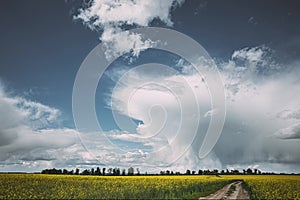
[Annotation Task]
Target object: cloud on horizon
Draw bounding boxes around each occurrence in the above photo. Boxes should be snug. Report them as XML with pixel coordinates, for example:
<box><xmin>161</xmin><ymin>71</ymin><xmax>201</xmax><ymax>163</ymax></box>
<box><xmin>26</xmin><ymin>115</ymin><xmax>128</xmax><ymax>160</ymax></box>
<box><xmin>213</xmin><ymin>46</ymin><xmax>300</xmax><ymax>170</ymax></box>
<box><xmin>100</xmin><ymin>46</ymin><xmax>300</xmax><ymax>172</ymax></box>
<box><xmin>1</xmin><ymin>45</ymin><xmax>299</xmax><ymax>173</ymax></box>
<box><xmin>0</xmin><ymin>83</ymin><xmax>94</xmax><ymax>171</ymax></box>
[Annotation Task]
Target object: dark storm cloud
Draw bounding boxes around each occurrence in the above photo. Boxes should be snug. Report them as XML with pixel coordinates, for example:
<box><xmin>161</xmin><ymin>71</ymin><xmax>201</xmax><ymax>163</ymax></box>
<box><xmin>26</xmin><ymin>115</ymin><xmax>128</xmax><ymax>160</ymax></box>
<box><xmin>102</xmin><ymin>45</ymin><xmax>300</xmax><ymax>172</ymax></box>
<box><xmin>275</xmin><ymin>123</ymin><xmax>300</xmax><ymax>139</ymax></box>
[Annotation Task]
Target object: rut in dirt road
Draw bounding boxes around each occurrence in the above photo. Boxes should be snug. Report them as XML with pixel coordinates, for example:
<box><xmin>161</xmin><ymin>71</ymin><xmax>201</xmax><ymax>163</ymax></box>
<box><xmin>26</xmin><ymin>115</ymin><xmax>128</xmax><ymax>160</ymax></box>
<box><xmin>199</xmin><ymin>181</ymin><xmax>249</xmax><ymax>200</ymax></box>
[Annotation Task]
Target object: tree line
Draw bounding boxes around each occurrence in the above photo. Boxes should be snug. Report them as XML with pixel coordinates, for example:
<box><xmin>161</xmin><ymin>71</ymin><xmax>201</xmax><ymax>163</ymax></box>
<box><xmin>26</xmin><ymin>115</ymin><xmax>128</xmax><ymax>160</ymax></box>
<box><xmin>41</xmin><ymin>167</ymin><xmax>137</xmax><ymax>176</ymax></box>
<box><xmin>160</xmin><ymin>168</ymin><xmax>264</xmax><ymax>175</ymax></box>
<box><xmin>41</xmin><ymin>167</ymin><xmax>289</xmax><ymax>176</ymax></box>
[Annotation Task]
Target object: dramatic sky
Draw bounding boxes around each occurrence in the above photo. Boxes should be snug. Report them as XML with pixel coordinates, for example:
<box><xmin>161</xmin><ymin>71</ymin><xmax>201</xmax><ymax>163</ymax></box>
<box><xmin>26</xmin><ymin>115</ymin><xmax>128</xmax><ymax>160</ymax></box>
<box><xmin>0</xmin><ymin>0</ymin><xmax>299</xmax><ymax>173</ymax></box>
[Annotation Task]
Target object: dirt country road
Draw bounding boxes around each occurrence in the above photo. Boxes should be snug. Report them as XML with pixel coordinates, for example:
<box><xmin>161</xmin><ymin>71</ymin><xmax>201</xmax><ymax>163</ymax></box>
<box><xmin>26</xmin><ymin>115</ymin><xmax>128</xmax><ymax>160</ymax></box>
<box><xmin>199</xmin><ymin>181</ymin><xmax>249</xmax><ymax>200</ymax></box>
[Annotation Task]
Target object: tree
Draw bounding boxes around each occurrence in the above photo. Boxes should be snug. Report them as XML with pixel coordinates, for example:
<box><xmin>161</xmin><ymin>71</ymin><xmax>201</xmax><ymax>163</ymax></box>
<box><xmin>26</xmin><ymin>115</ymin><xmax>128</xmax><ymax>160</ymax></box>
<box><xmin>185</xmin><ymin>169</ymin><xmax>191</xmax><ymax>175</ymax></box>
<box><xmin>41</xmin><ymin>168</ymin><xmax>62</xmax><ymax>174</ymax></box>
<box><xmin>112</xmin><ymin>168</ymin><xmax>120</xmax><ymax>176</ymax></box>
<box><xmin>198</xmin><ymin>170</ymin><xmax>203</xmax><ymax>175</ymax></box>
<box><xmin>91</xmin><ymin>168</ymin><xmax>95</xmax><ymax>175</ymax></box>
<box><xmin>81</xmin><ymin>169</ymin><xmax>91</xmax><ymax>175</ymax></box>
<box><xmin>121</xmin><ymin>169</ymin><xmax>126</xmax><ymax>176</ymax></box>
<box><xmin>254</xmin><ymin>169</ymin><xmax>258</xmax><ymax>175</ymax></box>
<box><xmin>75</xmin><ymin>168</ymin><xmax>80</xmax><ymax>175</ymax></box>
<box><xmin>95</xmin><ymin>167</ymin><xmax>101</xmax><ymax>175</ymax></box>
<box><xmin>246</xmin><ymin>168</ymin><xmax>253</xmax><ymax>175</ymax></box>
<box><xmin>213</xmin><ymin>169</ymin><xmax>218</xmax><ymax>175</ymax></box>
<box><xmin>203</xmin><ymin>170</ymin><xmax>211</xmax><ymax>175</ymax></box>
<box><xmin>108</xmin><ymin>168</ymin><xmax>113</xmax><ymax>175</ymax></box>
<box><xmin>102</xmin><ymin>168</ymin><xmax>106</xmax><ymax>176</ymax></box>
<box><xmin>128</xmin><ymin>167</ymin><xmax>134</xmax><ymax>176</ymax></box>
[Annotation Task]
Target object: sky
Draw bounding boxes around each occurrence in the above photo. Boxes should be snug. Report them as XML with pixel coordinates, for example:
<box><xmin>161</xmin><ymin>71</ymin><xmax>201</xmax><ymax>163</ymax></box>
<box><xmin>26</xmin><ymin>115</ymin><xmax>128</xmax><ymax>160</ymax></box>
<box><xmin>0</xmin><ymin>0</ymin><xmax>299</xmax><ymax>173</ymax></box>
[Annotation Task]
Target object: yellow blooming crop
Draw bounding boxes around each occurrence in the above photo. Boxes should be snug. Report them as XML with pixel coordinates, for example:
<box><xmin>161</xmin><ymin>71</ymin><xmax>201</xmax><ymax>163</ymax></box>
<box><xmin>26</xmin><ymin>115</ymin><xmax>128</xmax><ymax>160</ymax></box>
<box><xmin>0</xmin><ymin>174</ymin><xmax>299</xmax><ymax>199</ymax></box>
<box><xmin>240</xmin><ymin>175</ymin><xmax>300</xmax><ymax>199</ymax></box>
<box><xmin>217</xmin><ymin>175</ymin><xmax>300</xmax><ymax>200</ymax></box>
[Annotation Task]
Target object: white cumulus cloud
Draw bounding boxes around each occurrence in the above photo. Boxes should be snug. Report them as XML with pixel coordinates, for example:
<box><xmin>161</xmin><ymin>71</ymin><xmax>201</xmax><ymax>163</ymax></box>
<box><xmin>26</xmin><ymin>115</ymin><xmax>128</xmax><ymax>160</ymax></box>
<box><xmin>2</xmin><ymin>45</ymin><xmax>300</xmax><ymax>173</ymax></box>
<box><xmin>75</xmin><ymin>0</ymin><xmax>185</xmax><ymax>60</ymax></box>
<box><xmin>0</xmin><ymin>82</ymin><xmax>96</xmax><ymax>172</ymax></box>
<box><xmin>101</xmin><ymin>46</ymin><xmax>300</xmax><ymax>172</ymax></box>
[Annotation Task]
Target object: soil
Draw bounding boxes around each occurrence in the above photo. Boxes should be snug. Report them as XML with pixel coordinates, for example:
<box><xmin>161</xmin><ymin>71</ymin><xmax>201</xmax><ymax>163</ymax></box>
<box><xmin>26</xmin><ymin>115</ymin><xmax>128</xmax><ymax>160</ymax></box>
<box><xmin>199</xmin><ymin>181</ymin><xmax>249</xmax><ymax>200</ymax></box>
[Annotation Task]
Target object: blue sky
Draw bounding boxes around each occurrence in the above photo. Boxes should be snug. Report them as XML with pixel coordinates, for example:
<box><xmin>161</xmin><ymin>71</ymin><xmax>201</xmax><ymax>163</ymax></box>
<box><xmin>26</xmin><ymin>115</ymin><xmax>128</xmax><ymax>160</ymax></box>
<box><xmin>0</xmin><ymin>0</ymin><xmax>299</xmax><ymax>172</ymax></box>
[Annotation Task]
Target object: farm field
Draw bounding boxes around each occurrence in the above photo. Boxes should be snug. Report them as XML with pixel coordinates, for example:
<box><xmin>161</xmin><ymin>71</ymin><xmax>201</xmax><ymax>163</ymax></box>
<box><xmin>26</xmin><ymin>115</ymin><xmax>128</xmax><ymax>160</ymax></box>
<box><xmin>240</xmin><ymin>175</ymin><xmax>300</xmax><ymax>199</ymax></box>
<box><xmin>0</xmin><ymin>174</ymin><xmax>299</xmax><ymax>199</ymax></box>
